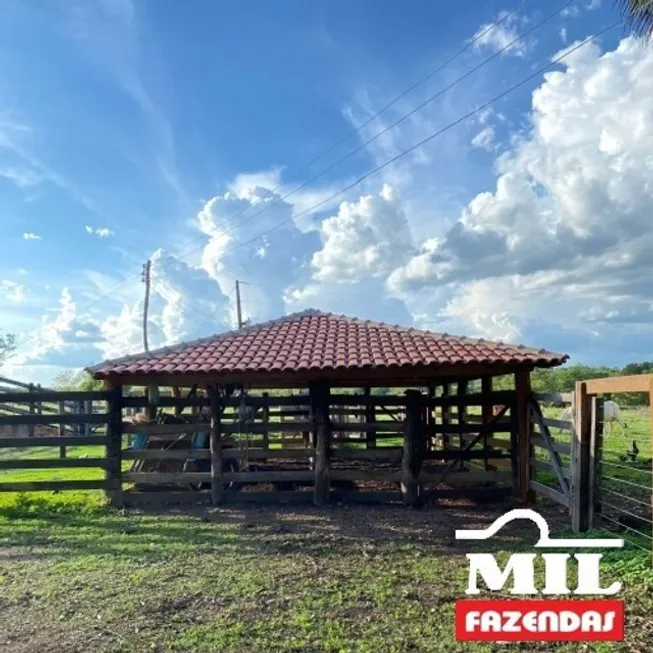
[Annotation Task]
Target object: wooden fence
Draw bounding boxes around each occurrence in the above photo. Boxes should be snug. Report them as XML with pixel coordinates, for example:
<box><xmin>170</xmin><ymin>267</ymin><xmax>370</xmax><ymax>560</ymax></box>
<box><xmin>532</xmin><ymin>377</ymin><xmax>653</xmax><ymax>546</ymax></box>
<box><xmin>0</xmin><ymin>388</ymin><xmax>114</xmax><ymax>493</ymax></box>
<box><xmin>0</xmin><ymin>375</ymin><xmax>97</xmax><ymax>443</ymax></box>
<box><xmin>0</xmin><ymin>384</ymin><xmax>517</xmax><ymax>507</ymax></box>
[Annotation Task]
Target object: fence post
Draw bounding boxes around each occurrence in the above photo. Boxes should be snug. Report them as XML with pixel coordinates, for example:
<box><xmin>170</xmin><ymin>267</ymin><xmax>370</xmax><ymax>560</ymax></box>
<box><xmin>58</xmin><ymin>400</ymin><xmax>66</xmax><ymax>459</ymax></box>
<box><xmin>28</xmin><ymin>383</ymin><xmax>35</xmax><ymax>437</ymax></box>
<box><xmin>208</xmin><ymin>385</ymin><xmax>224</xmax><ymax>506</ymax></box>
<box><xmin>310</xmin><ymin>380</ymin><xmax>331</xmax><ymax>506</ymax></box>
<box><xmin>105</xmin><ymin>384</ymin><xmax>123</xmax><ymax>507</ymax></box>
<box><xmin>514</xmin><ymin>370</ymin><xmax>533</xmax><ymax>504</ymax></box>
<box><xmin>364</xmin><ymin>387</ymin><xmax>376</xmax><ymax>450</ymax></box>
<box><xmin>588</xmin><ymin>397</ymin><xmax>604</xmax><ymax>530</ymax></box>
<box><xmin>441</xmin><ymin>383</ymin><xmax>451</xmax><ymax>451</ymax></box>
<box><xmin>262</xmin><ymin>392</ymin><xmax>270</xmax><ymax>450</ymax></box>
<box><xmin>84</xmin><ymin>399</ymin><xmax>92</xmax><ymax>437</ymax></box>
<box><xmin>572</xmin><ymin>381</ymin><xmax>592</xmax><ymax>533</ymax></box>
<box><xmin>402</xmin><ymin>389</ymin><xmax>424</xmax><ymax>508</ymax></box>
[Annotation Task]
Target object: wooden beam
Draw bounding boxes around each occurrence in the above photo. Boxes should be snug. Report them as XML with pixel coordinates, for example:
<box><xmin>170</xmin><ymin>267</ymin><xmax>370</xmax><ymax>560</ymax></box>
<box><xmin>0</xmin><ymin>413</ymin><xmax>109</xmax><ymax>426</ymax></box>
<box><xmin>530</xmin><ymin>399</ymin><xmax>570</xmax><ymax>498</ymax></box>
<box><xmin>588</xmin><ymin>396</ymin><xmax>604</xmax><ymax>530</ymax></box>
<box><xmin>401</xmin><ymin>389</ymin><xmax>424</xmax><ymax>507</ymax></box>
<box><xmin>481</xmin><ymin>377</ymin><xmax>493</xmax><ymax>471</ymax></box>
<box><xmin>571</xmin><ymin>381</ymin><xmax>592</xmax><ymax>533</ymax></box>
<box><xmin>514</xmin><ymin>370</ymin><xmax>532</xmax><ymax>504</ymax></box>
<box><xmin>530</xmin><ymin>481</ymin><xmax>570</xmax><ymax>508</ymax></box>
<box><xmin>0</xmin><ymin>435</ymin><xmax>109</xmax><ymax>448</ymax></box>
<box><xmin>105</xmin><ymin>385</ymin><xmax>123</xmax><ymax>507</ymax></box>
<box><xmin>208</xmin><ymin>385</ymin><xmax>223</xmax><ymax>506</ymax></box>
<box><xmin>364</xmin><ymin>387</ymin><xmax>376</xmax><ymax>450</ymax></box>
<box><xmin>0</xmin><ymin>389</ymin><xmax>111</xmax><ymax>403</ymax></box>
<box><xmin>310</xmin><ymin>380</ymin><xmax>331</xmax><ymax>506</ymax></box>
<box><xmin>584</xmin><ymin>374</ymin><xmax>653</xmax><ymax>395</ymax></box>
<box><xmin>95</xmin><ymin>361</ymin><xmax>539</xmax><ymax>389</ymax></box>
<box><xmin>0</xmin><ymin>480</ymin><xmax>111</xmax><ymax>492</ymax></box>
<box><xmin>0</xmin><ymin>457</ymin><xmax>110</xmax><ymax>470</ymax></box>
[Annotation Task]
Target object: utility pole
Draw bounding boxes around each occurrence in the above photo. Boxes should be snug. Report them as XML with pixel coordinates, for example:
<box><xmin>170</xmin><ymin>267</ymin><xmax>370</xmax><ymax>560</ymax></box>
<box><xmin>235</xmin><ymin>279</ymin><xmax>243</xmax><ymax>329</ymax></box>
<box><xmin>142</xmin><ymin>259</ymin><xmax>151</xmax><ymax>353</ymax></box>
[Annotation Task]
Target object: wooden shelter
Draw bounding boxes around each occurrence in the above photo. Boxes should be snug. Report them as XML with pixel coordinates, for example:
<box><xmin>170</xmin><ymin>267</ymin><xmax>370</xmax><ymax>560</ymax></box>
<box><xmin>87</xmin><ymin>310</ymin><xmax>568</xmax><ymax>508</ymax></box>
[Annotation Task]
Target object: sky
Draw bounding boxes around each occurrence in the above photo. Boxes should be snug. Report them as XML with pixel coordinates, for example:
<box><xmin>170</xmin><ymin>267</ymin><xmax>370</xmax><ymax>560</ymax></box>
<box><xmin>1</xmin><ymin>0</ymin><xmax>651</xmax><ymax>384</ymax></box>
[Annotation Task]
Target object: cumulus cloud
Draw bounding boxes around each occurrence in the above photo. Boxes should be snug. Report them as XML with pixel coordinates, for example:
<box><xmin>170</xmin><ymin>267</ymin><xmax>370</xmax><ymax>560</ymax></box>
<box><xmin>194</xmin><ymin>181</ymin><xmax>317</xmax><ymax>323</ymax></box>
<box><xmin>311</xmin><ymin>185</ymin><xmax>413</xmax><ymax>282</ymax></box>
<box><xmin>85</xmin><ymin>225</ymin><xmax>114</xmax><ymax>238</ymax></box>
<box><xmin>22</xmin><ymin>232</ymin><xmax>41</xmax><ymax>240</ymax></box>
<box><xmin>9</xmin><ymin>289</ymin><xmax>103</xmax><ymax>369</ymax></box>
<box><xmin>388</xmin><ymin>37</ymin><xmax>653</xmax><ymax>342</ymax></box>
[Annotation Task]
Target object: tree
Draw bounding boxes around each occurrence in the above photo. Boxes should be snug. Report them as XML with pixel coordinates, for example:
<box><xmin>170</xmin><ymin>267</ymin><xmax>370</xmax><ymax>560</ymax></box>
<box><xmin>617</xmin><ymin>1</ymin><xmax>653</xmax><ymax>38</ymax></box>
<box><xmin>53</xmin><ymin>370</ymin><xmax>104</xmax><ymax>391</ymax></box>
<box><xmin>0</xmin><ymin>331</ymin><xmax>16</xmax><ymax>367</ymax></box>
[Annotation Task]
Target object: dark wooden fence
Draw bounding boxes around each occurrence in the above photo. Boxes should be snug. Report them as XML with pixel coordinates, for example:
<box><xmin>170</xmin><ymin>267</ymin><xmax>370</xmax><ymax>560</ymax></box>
<box><xmin>0</xmin><ymin>384</ymin><xmax>517</xmax><ymax>507</ymax></box>
<box><xmin>0</xmin><ymin>389</ymin><xmax>115</xmax><ymax>493</ymax></box>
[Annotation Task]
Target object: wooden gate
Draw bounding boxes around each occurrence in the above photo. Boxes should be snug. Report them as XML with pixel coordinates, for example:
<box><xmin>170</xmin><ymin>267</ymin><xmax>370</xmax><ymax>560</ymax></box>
<box><xmin>529</xmin><ymin>392</ymin><xmax>573</xmax><ymax>509</ymax></box>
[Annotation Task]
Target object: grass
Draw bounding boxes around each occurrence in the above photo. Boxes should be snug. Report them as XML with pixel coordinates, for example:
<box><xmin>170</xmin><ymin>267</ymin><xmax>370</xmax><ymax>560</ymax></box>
<box><xmin>0</xmin><ymin>405</ymin><xmax>651</xmax><ymax>652</ymax></box>
<box><xmin>1</xmin><ymin>496</ymin><xmax>652</xmax><ymax>653</ymax></box>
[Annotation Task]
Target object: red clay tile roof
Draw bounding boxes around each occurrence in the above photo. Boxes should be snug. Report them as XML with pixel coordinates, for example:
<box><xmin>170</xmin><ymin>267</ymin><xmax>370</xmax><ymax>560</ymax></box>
<box><xmin>88</xmin><ymin>310</ymin><xmax>568</xmax><ymax>380</ymax></box>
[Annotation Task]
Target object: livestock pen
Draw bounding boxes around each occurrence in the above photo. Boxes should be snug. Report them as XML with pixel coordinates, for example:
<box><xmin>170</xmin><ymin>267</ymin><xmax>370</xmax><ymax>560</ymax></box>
<box><xmin>79</xmin><ymin>309</ymin><xmax>570</xmax><ymax>511</ymax></box>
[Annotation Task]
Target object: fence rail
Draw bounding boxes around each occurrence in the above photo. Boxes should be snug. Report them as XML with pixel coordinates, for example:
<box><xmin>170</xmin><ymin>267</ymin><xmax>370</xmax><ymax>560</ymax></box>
<box><xmin>0</xmin><ymin>384</ymin><xmax>520</xmax><ymax>507</ymax></box>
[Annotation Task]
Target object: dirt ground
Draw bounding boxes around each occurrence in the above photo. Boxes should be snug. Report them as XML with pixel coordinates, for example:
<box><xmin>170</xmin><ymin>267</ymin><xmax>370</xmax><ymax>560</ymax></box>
<box><xmin>4</xmin><ymin>497</ymin><xmax>649</xmax><ymax>653</ymax></box>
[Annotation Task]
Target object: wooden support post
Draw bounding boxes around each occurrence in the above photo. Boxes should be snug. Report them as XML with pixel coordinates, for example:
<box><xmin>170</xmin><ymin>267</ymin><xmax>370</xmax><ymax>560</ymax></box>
<box><xmin>105</xmin><ymin>384</ymin><xmax>123</xmax><ymax>507</ymax></box>
<box><xmin>208</xmin><ymin>385</ymin><xmax>223</xmax><ymax>506</ymax></box>
<box><xmin>402</xmin><ymin>389</ymin><xmax>424</xmax><ymax>508</ymax></box>
<box><xmin>572</xmin><ymin>381</ymin><xmax>592</xmax><ymax>532</ymax></box>
<box><xmin>310</xmin><ymin>381</ymin><xmax>331</xmax><ymax>506</ymax></box>
<box><xmin>84</xmin><ymin>399</ymin><xmax>92</xmax><ymax>437</ymax></box>
<box><xmin>262</xmin><ymin>392</ymin><xmax>270</xmax><ymax>449</ymax></box>
<box><xmin>364</xmin><ymin>387</ymin><xmax>376</xmax><ymax>450</ymax></box>
<box><xmin>482</xmin><ymin>377</ymin><xmax>493</xmax><ymax>471</ymax></box>
<box><xmin>426</xmin><ymin>383</ymin><xmax>435</xmax><ymax>450</ymax></box>
<box><xmin>58</xmin><ymin>400</ymin><xmax>66</xmax><ymax>459</ymax></box>
<box><xmin>588</xmin><ymin>397</ymin><xmax>604</xmax><ymax>530</ymax></box>
<box><xmin>441</xmin><ymin>383</ymin><xmax>451</xmax><ymax>451</ymax></box>
<box><xmin>514</xmin><ymin>370</ymin><xmax>533</xmax><ymax>504</ymax></box>
<box><xmin>172</xmin><ymin>386</ymin><xmax>181</xmax><ymax>417</ymax></box>
<box><xmin>457</xmin><ymin>380</ymin><xmax>468</xmax><ymax>471</ymax></box>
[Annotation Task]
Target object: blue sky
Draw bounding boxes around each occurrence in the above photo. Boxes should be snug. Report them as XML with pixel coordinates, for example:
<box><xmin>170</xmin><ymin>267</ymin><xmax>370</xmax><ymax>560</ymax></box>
<box><xmin>2</xmin><ymin>0</ymin><xmax>651</xmax><ymax>384</ymax></box>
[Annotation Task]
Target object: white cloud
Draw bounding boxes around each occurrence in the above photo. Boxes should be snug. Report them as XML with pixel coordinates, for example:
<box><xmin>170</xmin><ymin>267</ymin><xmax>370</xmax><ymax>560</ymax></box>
<box><xmin>311</xmin><ymin>184</ymin><xmax>414</xmax><ymax>283</ymax></box>
<box><xmin>472</xmin><ymin>11</ymin><xmax>531</xmax><ymax>58</ymax></box>
<box><xmin>388</xmin><ymin>37</ymin><xmax>653</xmax><ymax>343</ymax></box>
<box><xmin>560</xmin><ymin>27</ymin><xmax>568</xmax><ymax>44</ymax></box>
<box><xmin>0</xmin><ymin>166</ymin><xmax>41</xmax><ymax>187</ymax></box>
<box><xmin>85</xmin><ymin>225</ymin><xmax>115</xmax><ymax>238</ymax></box>
<box><xmin>471</xmin><ymin>126</ymin><xmax>496</xmax><ymax>151</ymax></box>
<box><xmin>0</xmin><ymin>280</ymin><xmax>26</xmax><ymax>302</ymax></box>
<box><xmin>22</xmin><ymin>232</ymin><xmax>41</xmax><ymax>240</ymax></box>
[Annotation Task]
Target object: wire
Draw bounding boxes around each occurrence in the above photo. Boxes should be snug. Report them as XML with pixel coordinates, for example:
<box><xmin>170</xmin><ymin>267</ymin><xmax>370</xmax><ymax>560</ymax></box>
<box><xmin>164</xmin><ymin>19</ymin><xmax>621</xmax><ymax>271</ymax></box>
<box><xmin>601</xmin><ymin>487</ymin><xmax>652</xmax><ymax>511</ymax></box>
<box><xmin>163</xmin><ymin>1</ymin><xmax>565</xmax><ymax>265</ymax></box>
<box><xmin>150</xmin><ymin>276</ymin><xmax>221</xmax><ymax>331</ymax></box>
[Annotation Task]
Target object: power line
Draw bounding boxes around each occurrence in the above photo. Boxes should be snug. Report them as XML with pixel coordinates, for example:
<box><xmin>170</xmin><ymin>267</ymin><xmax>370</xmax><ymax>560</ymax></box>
<box><xmin>160</xmin><ymin>19</ymin><xmax>621</xmax><ymax>275</ymax></box>
<box><xmin>9</xmin><ymin>0</ymin><xmax>536</xmax><ymax>340</ymax></box>
<box><xmin>157</xmin><ymin>0</ymin><xmax>554</xmax><ymax>266</ymax></box>
<box><xmin>150</xmin><ymin>275</ymin><xmax>220</xmax><ymax>331</ymax></box>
